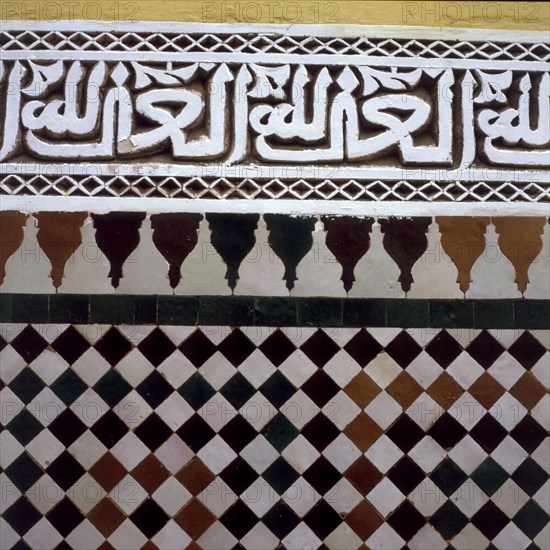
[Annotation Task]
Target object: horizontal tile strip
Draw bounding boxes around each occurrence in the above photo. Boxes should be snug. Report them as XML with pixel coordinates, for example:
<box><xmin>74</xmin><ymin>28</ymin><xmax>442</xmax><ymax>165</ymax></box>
<box><xmin>0</xmin><ymin>295</ymin><xmax>548</xmax><ymax>329</ymax></box>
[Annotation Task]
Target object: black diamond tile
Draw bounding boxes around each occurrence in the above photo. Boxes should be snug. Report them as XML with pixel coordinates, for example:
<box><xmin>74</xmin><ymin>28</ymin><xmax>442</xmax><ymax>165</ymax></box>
<box><xmin>46</xmin><ymin>497</ymin><xmax>84</xmax><ymax>537</ymax></box>
<box><xmin>94</xmin><ymin>327</ymin><xmax>132</xmax><ymax>366</ymax></box>
<box><xmin>218</xmin><ymin>416</ymin><xmax>256</xmax><ymax>453</ymax></box>
<box><xmin>388</xmin><ymin>456</ymin><xmax>425</xmax><ymax>495</ymax></box>
<box><xmin>261</xmin><ymin>413</ymin><xmax>299</xmax><ymax>452</ymax></box>
<box><xmin>427</xmin><ymin>412</ymin><xmax>468</xmax><ymax>449</ymax></box>
<box><xmin>300</xmin><ymin>330</ymin><xmax>340</xmax><ymax>368</ymax></box>
<box><xmin>385</xmin><ymin>331</ymin><xmax>422</xmax><ymax>368</ymax></box>
<box><xmin>3</xmin><ymin>497</ymin><xmax>41</xmax><ymax>535</ymax></box>
<box><xmin>263</xmin><ymin>457</ymin><xmax>300</xmax><ymax>495</ymax></box>
<box><xmin>430</xmin><ymin>458</ymin><xmax>468</xmax><ymax>496</ymax></box>
<box><xmin>178</xmin><ymin>330</ymin><xmax>217</xmax><ymax>367</ymax></box>
<box><xmin>93</xmin><ymin>369</ymin><xmax>132</xmax><ymax>407</ymax></box>
<box><xmin>388</xmin><ymin>500</ymin><xmax>426</xmax><ymax>541</ymax></box>
<box><xmin>90</xmin><ymin>410</ymin><xmax>128</xmax><ymax>448</ymax></box>
<box><xmin>509</xmin><ymin>415</ymin><xmax>547</xmax><ymax>454</ymax></box>
<box><xmin>513</xmin><ymin>499</ymin><xmax>549</xmax><ymax>539</ymax></box>
<box><xmin>51</xmin><ymin>326</ymin><xmax>90</xmax><ymax>365</ymax></box>
<box><xmin>220</xmin><ymin>373</ymin><xmax>256</xmax><ymax>410</ymax></box>
<box><xmin>137</xmin><ymin>328</ymin><xmax>176</xmax><ymax>367</ymax></box>
<box><xmin>134</xmin><ymin>413</ymin><xmax>172</xmax><ymax>451</ymax></box>
<box><xmin>259</xmin><ymin>329</ymin><xmax>297</xmax><ymax>367</ymax></box>
<box><xmin>425</xmin><ymin>330</ymin><xmax>462</xmax><ymax>368</ymax></box>
<box><xmin>178</xmin><ymin>372</ymin><xmax>216</xmax><ymax>409</ymax></box>
<box><xmin>304</xmin><ymin>456</ymin><xmax>341</xmax><ymax>495</ymax></box>
<box><xmin>7</xmin><ymin>409</ymin><xmax>43</xmax><ymax>445</ymax></box>
<box><xmin>8</xmin><ymin>368</ymin><xmax>45</xmax><ymax>404</ymax></box>
<box><xmin>48</xmin><ymin>409</ymin><xmax>86</xmax><ymax>447</ymax></box>
<box><xmin>512</xmin><ymin>458</ymin><xmax>549</xmax><ymax>496</ymax></box>
<box><xmin>301</xmin><ymin>370</ymin><xmax>340</xmax><ymax>408</ymax></box>
<box><xmin>472</xmin><ymin>501</ymin><xmax>509</xmax><ymax>540</ymax></box>
<box><xmin>302</xmin><ymin>413</ymin><xmax>340</xmax><ymax>451</ymax></box>
<box><xmin>11</xmin><ymin>327</ymin><xmax>48</xmax><ymax>363</ymax></box>
<box><xmin>343</xmin><ymin>329</ymin><xmax>383</xmax><ymax>367</ymax></box>
<box><xmin>508</xmin><ymin>332</ymin><xmax>546</xmax><ymax>369</ymax></box>
<box><xmin>469</xmin><ymin>415</ymin><xmax>507</xmax><ymax>453</ymax></box>
<box><xmin>0</xmin><ymin>335</ymin><xmax>6</xmax><ymax>352</ymax></box>
<box><xmin>471</xmin><ymin>457</ymin><xmax>508</xmax><ymax>497</ymax></box>
<box><xmin>5</xmin><ymin>452</ymin><xmax>42</xmax><ymax>492</ymax></box>
<box><xmin>220</xmin><ymin>500</ymin><xmax>258</xmax><ymax>539</ymax></box>
<box><xmin>220</xmin><ymin>457</ymin><xmax>258</xmax><ymax>495</ymax></box>
<box><xmin>46</xmin><ymin>451</ymin><xmax>85</xmax><ymax>491</ymax></box>
<box><xmin>50</xmin><ymin>369</ymin><xmax>87</xmax><ymax>405</ymax></box>
<box><xmin>218</xmin><ymin>329</ymin><xmax>256</xmax><ymax>367</ymax></box>
<box><xmin>130</xmin><ymin>498</ymin><xmax>169</xmax><ymax>538</ymax></box>
<box><xmin>262</xmin><ymin>501</ymin><xmax>300</xmax><ymax>539</ymax></box>
<box><xmin>258</xmin><ymin>371</ymin><xmax>295</xmax><ymax>409</ymax></box>
<box><xmin>12</xmin><ymin>540</ymin><xmax>32</xmax><ymax>550</ymax></box>
<box><xmin>386</xmin><ymin>414</ymin><xmax>425</xmax><ymax>453</ymax></box>
<box><xmin>136</xmin><ymin>371</ymin><xmax>173</xmax><ymax>408</ymax></box>
<box><xmin>303</xmin><ymin>500</ymin><xmax>343</xmax><ymax>540</ymax></box>
<box><xmin>177</xmin><ymin>414</ymin><xmax>216</xmax><ymax>452</ymax></box>
<box><xmin>429</xmin><ymin>500</ymin><xmax>468</xmax><ymax>540</ymax></box>
<box><xmin>466</xmin><ymin>331</ymin><xmax>505</xmax><ymax>369</ymax></box>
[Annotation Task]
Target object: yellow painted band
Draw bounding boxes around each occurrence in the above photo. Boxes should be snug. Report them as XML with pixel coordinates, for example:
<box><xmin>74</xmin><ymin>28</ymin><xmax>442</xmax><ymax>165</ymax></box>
<box><xmin>1</xmin><ymin>1</ymin><xmax>548</xmax><ymax>31</ymax></box>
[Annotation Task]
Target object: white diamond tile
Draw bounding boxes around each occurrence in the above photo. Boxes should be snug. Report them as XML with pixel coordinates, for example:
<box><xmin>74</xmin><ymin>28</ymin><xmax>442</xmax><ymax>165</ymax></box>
<box><xmin>367</xmin><ymin>478</ymin><xmax>404</xmax><ymax>517</ymax></box>
<box><xmin>240</xmin><ymin>435</ymin><xmax>279</xmax><ymax>474</ymax></box>
<box><xmin>364</xmin><ymin>435</ymin><xmax>403</xmax><ymax>474</ymax></box>
<box><xmin>152</xmin><ymin>477</ymin><xmax>192</xmax><ymax>516</ymax></box>
<box><xmin>323</xmin><ymin>434</ymin><xmax>362</xmax><ymax>473</ymax></box>
<box><xmin>110</xmin><ymin>432</ymin><xmax>150</xmax><ymax>471</ymax></box>
<box><xmin>197</xmin><ymin>435</ymin><xmax>238</xmax><ymax>475</ymax></box>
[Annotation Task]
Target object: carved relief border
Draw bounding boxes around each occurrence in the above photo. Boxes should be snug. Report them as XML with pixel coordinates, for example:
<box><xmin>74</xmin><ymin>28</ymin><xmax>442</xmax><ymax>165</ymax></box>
<box><xmin>1</xmin><ymin>23</ymin><xmax>548</xmax><ymax>208</ymax></box>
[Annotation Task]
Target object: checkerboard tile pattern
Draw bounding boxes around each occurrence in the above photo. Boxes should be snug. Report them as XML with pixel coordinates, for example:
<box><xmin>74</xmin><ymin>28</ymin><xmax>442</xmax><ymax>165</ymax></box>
<box><xmin>1</xmin><ymin>324</ymin><xmax>548</xmax><ymax>549</ymax></box>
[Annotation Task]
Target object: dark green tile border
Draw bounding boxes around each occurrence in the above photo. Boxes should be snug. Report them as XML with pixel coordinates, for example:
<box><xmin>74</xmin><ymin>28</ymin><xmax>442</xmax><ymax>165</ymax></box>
<box><xmin>298</xmin><ymin>298</ymin><xmax>342</xmax><ymax>327</ymax></box>
<box><xmin>90</xmin><ymin>295</ymin><xmax>134</xmax><ymax>324</ymax></box>
<box><xmin>0</xmin><ymin>295</ymin><xmax>548</xmax><ymax>329</ymax></box>
<box><xmin>474</xmin><ymin>300</ymin><xmax>514</xmax><ymax>329</ymax></box>
<box><xmin>11</xmin><ymin>294</ymin><xmax>48</xmax><ymax>323</ymax></box>
<box><xmin>199</xmin><ymin>296</ymin><xmax>254</xmax><ymax>326</ymax></box>
<box><xmin>49</xmin><ymin>295</ymin><xmax>89</xmax><ymax>323</ymax></box>
<box><xmin>430</xmin><ymin>300</ymin><xmax>474</xmax><ymax>328</ymax></box>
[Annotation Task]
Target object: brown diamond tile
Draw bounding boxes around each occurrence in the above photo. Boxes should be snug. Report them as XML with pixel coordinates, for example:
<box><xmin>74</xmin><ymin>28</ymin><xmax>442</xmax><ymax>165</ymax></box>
<box><xmin>345</xmin><ymin>500</ymin><xmax>384</xmax><ymax>540</ymax></box>
<box><xmin>344</xmin><ymin>372</ymin><xmax>381</xmax><ymax>408</ymax></box>
<box><xmin>510</xmin><ymin>373</ymin><xmax>547</xmax><ymax>411</ymax></box>
<box><xmin>185</xmin><ymin>543</ymin><xmax>202</xmax><ymax>550</ymax></box>
<box><xmin>386</xmin><ymin>371</ymin><xmax>423</xmax><ymax>408</ymax></box>
<box><xmin>427</xmin><ymin>372</ymin><xmax>464</xmax><ymax>409</ymax></box>
<box><xmin>176</xmin><ymin>458</ymin><xmax>216</xmax><ymax>496</ymax></box>
<box><xmin>89</xmin><ymin>453</ymin><xmax>126</xmax><ymax>492</ymax></box>
<box><xmin>344</xmin><ymin>413</ymin><xmax>383</xmax><ymax>452</ymax></box>
<box><xmin>468</xmin><ymin>372</ymin><xmax>505</xmax><ymax>409</ymax></box>
<box><xmin>98</xmin><ymin>542</ymin><xmax>116</xmax><ymax>550</ymax></box>
<box><xmin>88</xmin><ymin>498</ymin><xmax>125</xmax><ymax>537</ymax></box>
<box><xmin>141</xmin><ymin>542</ymin><xmax>158</xmax><ymax>550</ymax></box>
<box><xmin>175</xmin><ymin>498</ymin><xmax>216</xmax><ymax>540</ymax></box>
<box><xmin>131</xmin><ymin>454</ymin><xmax>170</xmax><ymax>494</ymax></box>
<box><xmin>345</xmin><ymin>456</ymin><xmax>384</xmax><ymax>495</ymax></box>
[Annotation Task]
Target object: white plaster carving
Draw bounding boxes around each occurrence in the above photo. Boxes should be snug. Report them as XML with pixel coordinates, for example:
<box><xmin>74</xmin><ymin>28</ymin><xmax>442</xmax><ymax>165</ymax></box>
<box><xmin>0</xmin><ymin>23</ymin><xmax>548</xmax><ymax>208</ymax></box>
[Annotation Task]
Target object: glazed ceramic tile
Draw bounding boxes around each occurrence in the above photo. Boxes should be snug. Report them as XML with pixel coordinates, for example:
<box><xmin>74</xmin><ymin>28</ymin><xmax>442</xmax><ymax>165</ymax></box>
<box><xmin>293</xmin><ymin>220</ymin><xmax>346</xmax><ymax>298</ymax></box>
<box><xmin>1</xmin><ymin>216</ymin><xmax>55</xmax><ymax>294</ymax></box>
<box><xmin>175</xmin><ymin>218</ymin><xmax>231</xmax><ymax>296</ymax></box>
<box><xmin>59</xmin><ymin>217</ymin><xmax>113</xmax><ymax>294</ymax></box>
<box><xmin>235</xmin><ymin>218</ymin><xmax>287</xmax><ymax>297</ymax></box>
<box><xmin>1</xmin><ymin>323</ymin><xmax>546</xmax><ymax>549</ymax></box>
<box><xmin>467</xmin><ymin>224</ymin><xmax>522</xmax><ymax>299</ymax></box>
